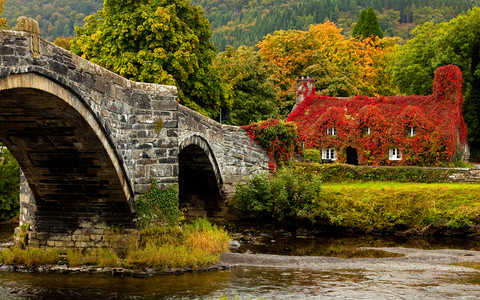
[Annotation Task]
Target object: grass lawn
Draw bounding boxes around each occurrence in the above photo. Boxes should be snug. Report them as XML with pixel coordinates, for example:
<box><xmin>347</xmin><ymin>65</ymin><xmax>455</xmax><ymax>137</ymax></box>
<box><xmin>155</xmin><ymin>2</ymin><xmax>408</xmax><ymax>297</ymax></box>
<box><xmin>310</xmin><ymin>182</ymin><xmax>480</xmax><ymax>232</ymax></box>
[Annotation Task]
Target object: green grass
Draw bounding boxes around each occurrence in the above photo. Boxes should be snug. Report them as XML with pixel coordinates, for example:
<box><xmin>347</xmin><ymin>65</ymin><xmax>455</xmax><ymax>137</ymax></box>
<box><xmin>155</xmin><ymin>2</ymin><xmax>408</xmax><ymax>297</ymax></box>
<box><xmin>312</xmin><ymin>182</ymin><xmax>480</xmax><ymax>232</ymax></box>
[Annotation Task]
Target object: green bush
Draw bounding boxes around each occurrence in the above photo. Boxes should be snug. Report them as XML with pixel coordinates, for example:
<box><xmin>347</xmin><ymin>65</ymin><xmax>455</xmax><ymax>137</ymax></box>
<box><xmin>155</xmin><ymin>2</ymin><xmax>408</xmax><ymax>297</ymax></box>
<box><xmin>232</xmin><ymin>167</ymin><xmax>322</xmax><ymax>225</ymax></box>
<box><xmin>293</xmin><ymin>162</ymin><xmax>461</xmax><ymax>183</ymax></box>
<box><xmin>0</xmin><ymin>145</ymin><xmax>19</xmax><ymax>221</ymax></box>
<box><xmin>135</xmin><ymin>180</ymin><xmax>179</xmax><ymax>227</ymax></box>
<box><xmin>304</xmin><ymin>149</ymin><xmax>321</xmax><ymax>163</ymax></box>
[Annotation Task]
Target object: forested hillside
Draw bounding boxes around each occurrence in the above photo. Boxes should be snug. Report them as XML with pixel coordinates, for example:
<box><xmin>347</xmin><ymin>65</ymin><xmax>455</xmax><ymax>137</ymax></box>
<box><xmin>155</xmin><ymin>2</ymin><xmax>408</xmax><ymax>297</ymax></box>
<box><xmin>2</xmin><ymin>0</ymin><xmax>102</xmax><ymax>41</ymax></box>
<box><xmin>1</xmin><ymin>0</ymin><xmax>479</xmax><ymax>49</ymax></box>
<box><xmin>192</xmin><ymin>0</ymin><xmax>480</xmax><ymax>50</ymax></box>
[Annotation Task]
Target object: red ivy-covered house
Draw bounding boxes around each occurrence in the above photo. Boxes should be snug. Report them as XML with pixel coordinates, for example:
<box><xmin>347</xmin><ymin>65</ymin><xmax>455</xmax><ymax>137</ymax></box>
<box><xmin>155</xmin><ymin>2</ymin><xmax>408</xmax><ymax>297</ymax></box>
<box><xmin>287</xmin><ymin>65</ymin><xmax>469</xmax><ymax>166</ymax></box>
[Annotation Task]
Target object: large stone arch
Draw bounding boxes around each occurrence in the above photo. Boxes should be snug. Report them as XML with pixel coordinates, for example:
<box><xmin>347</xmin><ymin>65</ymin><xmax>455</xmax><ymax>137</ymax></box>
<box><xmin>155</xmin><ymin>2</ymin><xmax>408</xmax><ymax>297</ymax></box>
<box><xmin>0</xmin><ymin>73</ymin><xmax>135</xmax><ymax>238</ymax></box>
<box><xmin>178</xmin><ymin>134</ymin><xmax>224</xmax><ymax>218</ymax></box>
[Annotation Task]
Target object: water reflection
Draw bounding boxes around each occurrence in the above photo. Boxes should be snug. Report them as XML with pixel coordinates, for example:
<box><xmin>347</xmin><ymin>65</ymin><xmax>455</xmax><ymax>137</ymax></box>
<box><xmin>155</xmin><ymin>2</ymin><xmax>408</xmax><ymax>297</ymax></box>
<box><xmin>234</xmin><ymin>233</ymin><xmax>480</xmax><ymax>256</ymax></box>
<box><xmin>1</xmin><ymin>267</ymin><xmax>480</xmax><ymax>299</ymax></box>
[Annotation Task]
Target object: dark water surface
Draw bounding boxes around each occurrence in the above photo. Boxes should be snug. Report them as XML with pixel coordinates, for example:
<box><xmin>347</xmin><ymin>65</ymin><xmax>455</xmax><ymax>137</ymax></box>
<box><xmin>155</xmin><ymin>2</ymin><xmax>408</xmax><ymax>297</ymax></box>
<box><xmin>232</xmin><ymin>232</ymin><xmax>480</xmax><ymax>256</ymax></box>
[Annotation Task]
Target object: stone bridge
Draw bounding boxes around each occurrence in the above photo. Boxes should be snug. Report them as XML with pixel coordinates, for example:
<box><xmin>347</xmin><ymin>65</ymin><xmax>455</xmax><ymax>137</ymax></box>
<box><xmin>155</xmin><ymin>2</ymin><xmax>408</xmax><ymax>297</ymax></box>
<box><xmin>0</xmin><ymin>19</ymin><xmax>269</xmax><ymax>248</ymax></box>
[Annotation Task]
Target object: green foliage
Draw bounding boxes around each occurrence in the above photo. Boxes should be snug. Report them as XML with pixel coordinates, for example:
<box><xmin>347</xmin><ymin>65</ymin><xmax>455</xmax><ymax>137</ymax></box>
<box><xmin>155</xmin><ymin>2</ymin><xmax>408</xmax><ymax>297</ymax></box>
<box><xmin>192</xmin><ymin>0</ymin><xmax>480</xmax><ymax>50</ymax></box>
<box><xmin>2</xmin><ymin>0</ymin><xmax>479</xmax><ymax>48</ymax></box>
<box><xmin>135</xmin><ymin>180</ymin><xmax>179</xmax><ymax>227</ymax></box>
<box><xmin>53</xmin><ymin>36</ymin><xmax>74</xmax><ymax>50</ymax></box>
<box><xmin>213</xmin><ymin>46</ymin><xmax>279</xmax><ymax>125</ymax></box>
<box><xmin>233</xmin><ymin>164</ymin><xmax>480</xmax><ymax>233</ymax></box>
<box><xmin>391</xmin><ymin>8</ymin><xmax>480</xmax><ymax>156</ymax></box>
<box><xmin>71</xmin><ymin>0</ymin><xmax>228</xmax><ymax>119</ymax></box>
<box><xmin>313</xmin><ymin>182</ymin><xmax>480</xmax><ymax>232</ymax></box>
<box><xmin>232</xmin><ymin>167</ymin><xmax>322</xmax><ymax>225</ymax></box>
<box><xmin>0</xmin><ymin>145</ymin><xmax>19</xmax><ymax>221</ymax></box>
<box><xmin>304</xmin><ymin>149</ymin><xmax>321</xmax><ymax>163</ymax></box>
<box><xmin>352</xmin><ymin>8</ymin><xmax>384</xmax><ymax>39</ymax></box>
<box><xmin>3</xmin><ymin>0</ymin><xmax>102</xmax><ymax>41</ymax></box>
<box><xmin>293</xmin><ymin>162</ymin><xmax>461</xmax><ymax>183</ymax></box>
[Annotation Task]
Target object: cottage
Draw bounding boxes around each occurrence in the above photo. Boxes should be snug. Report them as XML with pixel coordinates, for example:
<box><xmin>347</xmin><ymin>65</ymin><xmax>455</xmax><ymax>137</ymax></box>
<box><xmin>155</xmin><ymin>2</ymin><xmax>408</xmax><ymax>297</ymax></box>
<box><xmin>287</xmin><ymin>65</ymin><xmax>469</xmax><ymax>166</ymax></box>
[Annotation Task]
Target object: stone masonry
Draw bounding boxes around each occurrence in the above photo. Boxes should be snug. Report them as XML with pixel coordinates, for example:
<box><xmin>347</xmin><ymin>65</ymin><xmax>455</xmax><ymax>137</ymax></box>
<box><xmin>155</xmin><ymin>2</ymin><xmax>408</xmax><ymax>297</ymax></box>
<box><xmin>0</xmin><ymin>18</ymin><xmax>269</xmax><ymax>248</ymax></box>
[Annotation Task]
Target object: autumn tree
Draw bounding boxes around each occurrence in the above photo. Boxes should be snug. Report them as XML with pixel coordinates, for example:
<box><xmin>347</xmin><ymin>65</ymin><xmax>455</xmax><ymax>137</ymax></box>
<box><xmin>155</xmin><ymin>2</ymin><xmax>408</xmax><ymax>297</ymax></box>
<box><xmin>257</xmin><ymin>22</ymin><xmax>397</xmax><ymax>114</ymax></box>
<box><xmin>53</xmin><ymin>36</ymin><xmax>74</xmax><ymax>50</ymax></box>
<box><xmin>392</xmin><ymin>7</ymin><xmax>480</xmax><ymax>158</ymax></box>
<box><xmin>352</xmin><ymin>8</ymin><xmax>384</xmax><ymax>39</ymax></box>
<box><xmin>71</xmin><ymin>0</ymin><xmax>228</xmax><ymax>118</ymax></box>
<box><xmin>213</xmin><ymin>46</ymin><xmax>279</xmax><ymax>125</ymax></box>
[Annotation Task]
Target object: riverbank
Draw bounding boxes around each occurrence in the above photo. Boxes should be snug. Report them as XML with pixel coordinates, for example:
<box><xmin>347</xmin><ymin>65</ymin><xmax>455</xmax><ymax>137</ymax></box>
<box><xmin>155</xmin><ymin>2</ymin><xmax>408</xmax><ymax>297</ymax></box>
<box><xmin>0</xmin><ymin>218</ymin><xmax>230</xmax><ymax>276</ymax></box>
<box><xmin>232</xmin><ymin>163</ymin><xmax>480</xmax><ymax>237</ymax></box>
<box><xmin>0</xmin><ymin>262</ymin><xmax>230</xmax><ymax>278</ymax></box>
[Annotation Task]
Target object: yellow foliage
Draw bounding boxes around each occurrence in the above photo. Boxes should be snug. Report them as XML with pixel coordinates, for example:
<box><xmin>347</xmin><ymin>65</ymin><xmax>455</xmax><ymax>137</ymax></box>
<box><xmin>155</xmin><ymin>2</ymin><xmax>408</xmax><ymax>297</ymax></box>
<box><xmin>257</xmin><ymin>21</ymin><xmax>398</xmax><ymax>110</ymax></box>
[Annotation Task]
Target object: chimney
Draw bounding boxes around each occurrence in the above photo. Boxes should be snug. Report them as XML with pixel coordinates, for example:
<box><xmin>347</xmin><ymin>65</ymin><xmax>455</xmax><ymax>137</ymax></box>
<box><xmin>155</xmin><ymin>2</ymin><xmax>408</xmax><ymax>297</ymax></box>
<box><xmin>293</xmin><ymin>76</ymin><xmax>315</xmax><ymax>112</ymax></box>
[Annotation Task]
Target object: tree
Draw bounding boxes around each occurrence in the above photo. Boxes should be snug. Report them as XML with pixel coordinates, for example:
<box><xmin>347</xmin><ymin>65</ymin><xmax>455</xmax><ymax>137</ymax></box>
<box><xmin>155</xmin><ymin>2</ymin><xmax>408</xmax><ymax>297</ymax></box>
<box><xmin>352</xmin><ymin>8</ymin><xmax>384</xmax><ymax>39</ymax></box>
<box><xmin>213</xmin><ymin>46</ymin><xmax>279</xmax><ymax>125</ymax></box>
<box><xmin>71</xmin><ymin>0</ymin><xmax>228</xmax><ymax>118</ymax></box>
<box><xmin>391</xmin><ymin>7</ymin><xmax>480</xmax><ymax>158</ymax></box>
<box><xmin>257</xmin><ymin>22</ymin><xmax>397</xmax><ymax>114</ymax></box>
<box><xmin>53</xmin><ymin>36</ymin><xmax>74</xmax><ymax>50</ymax></box>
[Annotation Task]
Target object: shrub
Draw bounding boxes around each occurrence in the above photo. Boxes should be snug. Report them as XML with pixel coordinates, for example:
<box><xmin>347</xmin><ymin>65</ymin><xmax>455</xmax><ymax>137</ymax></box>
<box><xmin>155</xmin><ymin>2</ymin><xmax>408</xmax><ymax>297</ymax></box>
<box><xmin>304</xmin><ymin>149</ymin><xmax>321</xmax><ymax>162</ymax></box>
<box><xmin>135</xmin><ymin>180</ymin><xmax>179</xmax><ymax>227</ymax></box>
<box><xmin>293</xmin><ymin>162</ymin><xmax>461</xmax><ymax>183</ymax></box>
<box><xmin>232</xmin><ymin>166</ymin><xmax>322</xmax><ymax>225</ymax></box>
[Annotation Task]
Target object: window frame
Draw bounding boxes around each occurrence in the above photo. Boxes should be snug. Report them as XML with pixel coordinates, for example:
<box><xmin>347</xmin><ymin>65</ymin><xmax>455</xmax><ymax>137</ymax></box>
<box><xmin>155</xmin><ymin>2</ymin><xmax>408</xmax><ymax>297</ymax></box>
<box><xmin>322</xmin><ymin>148</ymin><xmax>337</xmax><ymax>161</ymax></box>
<box><xmin>326</xmin><ymin>127</ymin><xmax>337</xmax><ymax>136</ymax></box>
<box><xmin>407</xmin><ymin>126</ymin><xmax>416</xmax><ymax>137</ymax></box>
<box><xmin>388</xmin><ymin>148</ymin><xmax>402</xmax><ymax>161</ymax></box>
<box><xmin>362</xmin><ymin>126</ymin><xmax>371</xmax><ymax>135</ymax></box>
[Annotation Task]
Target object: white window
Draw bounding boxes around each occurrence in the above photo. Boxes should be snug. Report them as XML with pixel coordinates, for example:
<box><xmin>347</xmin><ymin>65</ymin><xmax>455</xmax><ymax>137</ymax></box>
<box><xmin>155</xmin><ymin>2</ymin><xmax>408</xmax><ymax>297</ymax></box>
<box><xmin>407</xmin><ymin>126</ymin><xmax>416</xmax><ymax>137</ymax></box>
<box><xmin>322</xmin><ymin>148</ymin><xmax>337</xmax><ymax>161</ymax></box>
<box><xmin>362</xmin><ymin>127</ymin><xmax>371</xmax><ymax>135</ymax></box>
<box><xmin>326</xmin><ymin>127</ymin><xmax>337</xmax><ymax>136</ymax></box>
<box><xmin>389</xmin><ymin>148</ymin><xmax>402</xmax><ymax>161</ymax></box>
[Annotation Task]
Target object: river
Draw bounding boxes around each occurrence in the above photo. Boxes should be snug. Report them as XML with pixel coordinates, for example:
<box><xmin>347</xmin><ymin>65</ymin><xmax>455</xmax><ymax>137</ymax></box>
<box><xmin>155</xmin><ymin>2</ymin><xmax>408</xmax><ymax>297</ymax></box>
<box><xmin>2</xmin><ymin>225</ymin><xmax>480</xmax><ymax>299</ymax></box>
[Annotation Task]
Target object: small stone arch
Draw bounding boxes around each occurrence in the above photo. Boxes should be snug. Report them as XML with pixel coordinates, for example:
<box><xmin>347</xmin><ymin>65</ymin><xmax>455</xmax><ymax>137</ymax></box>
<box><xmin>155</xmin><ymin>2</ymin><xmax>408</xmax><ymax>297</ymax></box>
<box><xmin>178</xmin><ymin>134</ymin><xmax>224</xmax><ymax>218</ymax></box>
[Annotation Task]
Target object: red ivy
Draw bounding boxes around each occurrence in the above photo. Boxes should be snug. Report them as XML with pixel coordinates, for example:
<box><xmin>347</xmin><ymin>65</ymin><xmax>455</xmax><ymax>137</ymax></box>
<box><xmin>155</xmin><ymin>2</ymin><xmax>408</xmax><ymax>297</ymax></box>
<box><xmin>242</xmin><ymin>119</ymin><xmax>297</xmax><ymax>171</ymax></box>
<box><xmin>286</xmin><ymin>65</ymin><xmax>467</xmax><ymax>166</ymax></box>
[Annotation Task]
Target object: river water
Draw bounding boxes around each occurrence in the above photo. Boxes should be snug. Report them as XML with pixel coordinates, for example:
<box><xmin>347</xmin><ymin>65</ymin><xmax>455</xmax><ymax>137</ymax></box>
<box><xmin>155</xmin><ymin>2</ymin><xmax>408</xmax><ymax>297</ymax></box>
<box><xmin>1</xmin><ymin>225</ymin><xmax>480</xmax><ymax>299</ymax></box>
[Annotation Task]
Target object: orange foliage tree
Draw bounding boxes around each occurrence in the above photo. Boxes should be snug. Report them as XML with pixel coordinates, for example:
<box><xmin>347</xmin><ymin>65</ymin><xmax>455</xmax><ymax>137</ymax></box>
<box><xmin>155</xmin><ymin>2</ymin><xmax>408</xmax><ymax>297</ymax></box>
<box><xmin>257</xmin><ymin>22</ymin><xmax>397</xmax><ymax>114</ymax></box>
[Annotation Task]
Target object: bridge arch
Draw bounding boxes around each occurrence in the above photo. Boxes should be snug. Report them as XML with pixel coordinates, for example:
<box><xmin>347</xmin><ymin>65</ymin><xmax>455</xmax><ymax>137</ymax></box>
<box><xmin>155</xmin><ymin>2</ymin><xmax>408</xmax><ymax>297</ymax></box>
<box><xmin>178</xmin><ymin>134</ymin><xmax>223</xmax><ymax>218</ymax></box>
<box><xmin>0</xmin><ymin>73</ymin><xmax>134</xmax><ymax>234</ymax></box>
